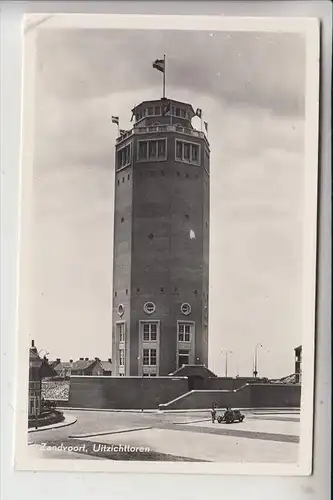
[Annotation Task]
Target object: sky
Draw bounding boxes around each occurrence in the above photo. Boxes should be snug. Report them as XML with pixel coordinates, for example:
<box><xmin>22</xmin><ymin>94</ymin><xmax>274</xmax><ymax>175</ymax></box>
<box><xmin>29</xmin><ymin>26</ymin><xmax>306</xmax><ymax>378</ymax></box>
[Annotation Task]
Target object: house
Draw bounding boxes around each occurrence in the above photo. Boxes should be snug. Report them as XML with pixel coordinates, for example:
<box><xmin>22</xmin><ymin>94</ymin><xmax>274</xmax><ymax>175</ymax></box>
<box><xmin>100</xmin><ymin>359</ymin><xmax>112</xmax><ymax>376</ymax></box>
<box><xmin>51</xmin><ymin>357</ymin><xmax>112</xmax><ymax>377</ymax></box>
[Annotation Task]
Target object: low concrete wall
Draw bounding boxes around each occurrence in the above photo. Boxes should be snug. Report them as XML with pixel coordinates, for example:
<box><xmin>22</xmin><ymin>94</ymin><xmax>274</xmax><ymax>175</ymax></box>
<box><xmin>250</xmin><ymin>383</ymin><xmax>301</xmax><ymax>407</ymax></box>
<box><xmin>159</xmin><ymin>384</ymin><xmax>301</xmax><ymax>410</ymax></box>
<box><xmin>65</xmin><ymin>376</ymin><xmax>188</xmax><ymax>410</ymax></box>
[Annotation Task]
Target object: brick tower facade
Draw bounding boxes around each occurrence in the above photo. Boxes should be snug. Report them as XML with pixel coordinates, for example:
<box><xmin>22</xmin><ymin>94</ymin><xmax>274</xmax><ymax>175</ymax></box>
<box><xmin>112</xmin><ymin>98</ymin><xmax>210</xmax><ymax>376</ymax></box>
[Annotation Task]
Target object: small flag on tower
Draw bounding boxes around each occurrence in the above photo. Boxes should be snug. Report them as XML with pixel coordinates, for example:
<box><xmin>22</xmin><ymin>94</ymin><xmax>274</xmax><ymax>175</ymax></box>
<box><xmin>111</xmin><ymin>116</ymin><xmax>119</xmax><ymax>125</ymax></box>
<box><xmin>153</xmin><ymin>58</ymin><xmax>165</xmax><ymax>73</ymax></box>
<box><xmin>204</xmin><ymin>121</ymin><xmax>208</xmax><ymax>133</ymax></box>
<box><xmin>195</xmin><ymin>108</ymin><xmax>202</xmax><ymax>118</ymax></box>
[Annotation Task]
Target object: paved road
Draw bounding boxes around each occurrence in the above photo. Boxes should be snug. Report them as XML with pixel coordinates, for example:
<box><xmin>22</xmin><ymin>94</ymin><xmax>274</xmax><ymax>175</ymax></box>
<box><xmin>28</xmin><ymin>410</ymin><xmax>300</xmax><ymax>462</ymax></box>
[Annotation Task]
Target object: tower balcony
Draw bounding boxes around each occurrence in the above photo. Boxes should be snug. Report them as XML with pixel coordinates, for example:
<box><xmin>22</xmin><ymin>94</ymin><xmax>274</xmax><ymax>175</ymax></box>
<box><xmin>116</xmin><ymin>124</ymin><xmax>209</xmax><ymax>148</ymax></box>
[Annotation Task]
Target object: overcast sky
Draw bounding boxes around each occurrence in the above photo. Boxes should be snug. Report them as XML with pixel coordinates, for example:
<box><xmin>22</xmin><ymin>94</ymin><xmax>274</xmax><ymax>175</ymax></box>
<box><xmin>29</xmin><ymin>26</ymin><xmax>306</xmax><ymax>378</ymax></box>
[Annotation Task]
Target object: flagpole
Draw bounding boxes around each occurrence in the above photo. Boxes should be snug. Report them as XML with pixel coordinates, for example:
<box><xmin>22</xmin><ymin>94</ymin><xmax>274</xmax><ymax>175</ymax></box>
<box><xmin>163</xmin><ymin>54</ymin><xmax>166</xmax><ymax>98</ymax></box>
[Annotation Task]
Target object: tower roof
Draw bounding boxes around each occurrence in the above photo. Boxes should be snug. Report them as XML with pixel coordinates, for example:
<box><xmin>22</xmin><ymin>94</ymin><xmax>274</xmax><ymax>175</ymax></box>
<box><xmin>131</xmin><ymin>98</ymin><xmax>196</xmax><ymax>119</ymax></box>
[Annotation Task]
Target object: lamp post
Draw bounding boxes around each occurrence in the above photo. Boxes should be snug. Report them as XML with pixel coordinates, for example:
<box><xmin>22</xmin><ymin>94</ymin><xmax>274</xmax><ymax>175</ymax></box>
<box><xmin>253</xmin><ymin>343</ymin><xmax>263</xmax><ymax>378</ymax></box>
<box><xmin>221</xmin><ymin>350</ymin><xmax>232</xmax><ymax>377</ymax></box>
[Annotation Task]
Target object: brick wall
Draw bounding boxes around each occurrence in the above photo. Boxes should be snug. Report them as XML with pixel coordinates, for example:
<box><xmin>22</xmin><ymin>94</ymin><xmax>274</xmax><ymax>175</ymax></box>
<box><xmin>202</xmin><ymin>377</ymin><xmax>268</xmax><ymax>391</ymax></box>
<box><xmin>159</xmin><ymin>384</ymin><xmax>301</xmax><ymax>410</ymax></box>
<box><xmin>65</xmin><ymin>376</ymin><xmax>188</xmax><ymax>409</ymax></box>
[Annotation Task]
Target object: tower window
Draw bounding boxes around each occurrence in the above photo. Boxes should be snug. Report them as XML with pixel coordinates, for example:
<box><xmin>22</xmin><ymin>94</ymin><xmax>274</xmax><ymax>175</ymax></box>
<box><xmin>160</xmin><ymin>287</ymin><xmax>164</xmax><ymax>293</ymax></box>
<box><xmin>117</xmin><ymin>144</ymin><xmax>131</xmax><ymax>169</ymax></box>
<box><xmin>161</xmin><ymin>170</ymin><xmax>165</xmax><ymax>176</ymax></box>
<box><xmin>121</xmin><ymin>217</ymin><xmax>124</xmax><ymax>223</ymax></box>
<box><xmin>137</xmin><ymin>139</ymin><xmax>167</xmax><ymax>162</ymax></box>
<box><xmin>125</xmin><ymin>288</ymin><xmax>128</xmax><ymax>295</ymax></box>
<box><xmin>184</xmin><ymin>143</ymin><xmax>190</xmax><ymax>160</ymax></box>
<box><xmin>181</xmin><ymin>303</ymin><xmax>192</xmax><ymax>316</ymax></box>
<box><xmin>176</xmin><ymin>141</ymin><xmax>182</xmax><ymax>160</ymax></box>
<box><xmin>148</xmin><ymin>233</ymin><xmax>154</xmax><ymax>240</ymax></box>
<box><xmin>117</xmin><ymin>322</ymin><xmax>125</xmax><ymax>343</ymax></box>
<box><xmin>155</xmin><ymin>106</ymin><xmax>161</xmax><ymax>115</ymax></box>
<box><xmin>158</xmin><ymin>140</ymin><xmax>166</xmax><ymax>157</ymax></box>
<box><xmin>138</xmin><ymin>141</ymin><xmax>148</xmax><ymax>160</ymax></box>
<box><xmin>117</xmin><ymin>304</ymin><xmax>124</xmax><ymax>317</ymax></box>
<box><xmin>194</xmin><ymin>290</ymin><xmax>198</xmax><ymax>296</ymax></box>
<box><xmin>119</xmin><ymin>349</ymin><xmax>125</xmax><ymax>366</ymax></box>
<box><xmin>143</xmin><ymin>302</ymin><xmax>156</xmax><ymax>315</ymax></box>
<box><xmin>181</xmin><ymin>108</ymin><xmax>186</xmax><ymax>118</ymax></box>
<box><xmin>117</xmin><ymin>180</ymin><xmax>120</xmax><ymax>186</ymax></box>
<box><xmin>149</xmin><ymin>140</ymin><xmax>157</xmax><ymax>159</ymax></box>
<box><xmin>127</xmin><ymin>174</ymin><xmax>130</xmax><ymax>180</ymax></box>
<box><xmin>178</xmin><ymin>322</ymin><xmax>192</xmax><ymax>342</ymax></box>
<box><xmin>175</xmin><ymin>140</ymin><xmax>201</xmax><ymax>166</ymax></box>
<box><xmin>143</xmin><ymin>348</ymin><xmax>157</xmax><ymax>366</ymax></box>
<box><xmin>142</xmin><ymin>322</ymin><xmax>157</xmax><ymax>341</ymax></box>
<box><xmin>136</xmin><ymin>288</ymin><xmax>140</xmax><ymax>293</ymax></box>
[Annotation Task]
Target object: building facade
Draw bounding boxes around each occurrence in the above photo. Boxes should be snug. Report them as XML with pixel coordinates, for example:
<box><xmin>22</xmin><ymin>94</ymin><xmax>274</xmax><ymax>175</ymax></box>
<box><xmin>112</xmin><ymin>98</ymin><xmax>210</xmax><ymax>376</ymax></box>
<box><xmin>29</xmin><ymin>340</ymin><xmax>57</xmax><ymax>417</ymax></box>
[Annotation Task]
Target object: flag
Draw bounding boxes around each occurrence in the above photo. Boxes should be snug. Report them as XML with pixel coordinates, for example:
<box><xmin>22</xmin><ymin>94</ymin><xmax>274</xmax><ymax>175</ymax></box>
<box><xmin>204</xmin><ymin>121</ymin><xmax>208</xmax><ymax>133</ymax></box>
<box><xmin>111</xmin><ymin>116</ymin><xmax>119</xmax><ymax>125</ymax></box>
<box><xmin>162</xmin><ymin>100</ymin><xmax>170</xmax><ymax>115</ymax></box>
<box><xmin>153</xmin><ymin>58</ymin><xmax>165</xmax><ymax>73</ymax></box>
<box><xmin>195</xmin><ymin>108</ymin><xmax>202</xmax><ymax>118</ymax></box>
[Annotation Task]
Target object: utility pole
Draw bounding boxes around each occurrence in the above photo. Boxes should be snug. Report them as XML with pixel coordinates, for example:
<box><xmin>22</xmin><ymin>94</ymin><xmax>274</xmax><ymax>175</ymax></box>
<box><xmin>221</xmin><ymin>349</ymin><xmax>232</xmax><ymax>377</ymax></box>
<box><xmin>253</xmin><ymin>343</ymin><xmax>263</xmax><ymax>378</ymax></box>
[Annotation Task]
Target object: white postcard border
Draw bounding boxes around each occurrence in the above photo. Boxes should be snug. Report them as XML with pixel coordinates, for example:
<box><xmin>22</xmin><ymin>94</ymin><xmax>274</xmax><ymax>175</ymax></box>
<box><xmin>15</xmin><ymin>13</ymin><xmax>320</xmax><ymax>475</ymax></box>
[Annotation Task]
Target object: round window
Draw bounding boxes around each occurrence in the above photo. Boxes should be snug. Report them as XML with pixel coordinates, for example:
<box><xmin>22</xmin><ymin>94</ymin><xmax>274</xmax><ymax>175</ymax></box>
<box><xmin>143</xmin><ymin>302</ymin><xmax>156</xmax><ymax>315</ymax></box>
<box><xmin>181</xmin><ymin>303</ymin><xmax>192</xmax><ymax>316</ymax></box>
<box><xmin>117</xmin><ymin>304</ymin><xmax>125</xmax><ymax>317</ymax></box>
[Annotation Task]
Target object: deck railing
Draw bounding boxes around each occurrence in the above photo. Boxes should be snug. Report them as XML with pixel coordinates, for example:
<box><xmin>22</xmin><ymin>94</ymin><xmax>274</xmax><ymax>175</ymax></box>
<box><xmin>116</xmin><ymin>124</ymin><xmax>206</xmax><ymax>144</ymax></box>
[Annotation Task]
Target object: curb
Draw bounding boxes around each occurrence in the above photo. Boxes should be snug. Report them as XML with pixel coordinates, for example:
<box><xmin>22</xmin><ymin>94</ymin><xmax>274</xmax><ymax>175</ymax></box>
<box><xmin>69</xmin><ymin>425</ymin><xmax>153</xmax><ymax>438</ymax></box>
<box><xmin>28</xmin><ymin>415</ymin><xmax>77</xmax><ymax>433</ymax></box>
<box><xmin>58</xmin><ymin>407</ymin><xmax>158</xmax><ymax>413</ymax></box>
<box><xmin>58</xmin><ymin>407</ymin><xmax>300</xmax><ymax>414</ymax></box>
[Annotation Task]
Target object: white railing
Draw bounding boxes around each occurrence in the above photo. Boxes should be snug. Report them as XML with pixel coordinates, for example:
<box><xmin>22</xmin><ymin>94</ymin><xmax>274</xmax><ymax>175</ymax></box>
<box><xmin>116</xmin><ymin>125</ymin><xmax>206</xmax><ymax>143</ymax></box>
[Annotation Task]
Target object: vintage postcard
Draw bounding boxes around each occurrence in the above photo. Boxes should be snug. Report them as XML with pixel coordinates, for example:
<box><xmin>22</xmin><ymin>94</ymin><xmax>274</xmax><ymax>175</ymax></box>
<box><xmin>15</xmin><ymin>13</ymin><xmax>319</xmax><ymax>475</ymax></box>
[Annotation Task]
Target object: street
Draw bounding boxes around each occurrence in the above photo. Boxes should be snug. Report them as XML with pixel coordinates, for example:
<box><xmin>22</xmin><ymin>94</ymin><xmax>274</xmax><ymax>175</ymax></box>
<box><xmin>27</xmin><ymin>409</ymin><xmax>300</xmax><ymax>462</ymax></box>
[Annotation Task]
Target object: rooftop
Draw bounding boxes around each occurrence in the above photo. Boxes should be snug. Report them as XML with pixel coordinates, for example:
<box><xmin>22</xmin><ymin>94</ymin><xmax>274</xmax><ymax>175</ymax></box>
<box><xmin>132</xmin><ymin>98</ymin><xmax>196</xmax><ymax>117</ymax></box>
<box><xmin>170</xmin><ymin>365</ymin><xmax>217</xmax><ymax>378</ymax></box>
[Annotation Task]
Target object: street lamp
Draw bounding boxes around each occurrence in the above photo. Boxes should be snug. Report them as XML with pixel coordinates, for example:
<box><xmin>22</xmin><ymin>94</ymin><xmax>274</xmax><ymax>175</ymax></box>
<box><xmin>253</xmin><ymin>343</ymin><xmax>263</xmax><ymax>378</ymax></box>
<box><xmin>221</xmin><ymin>350</ymin><xmax>232</xmax><ymax>377</ymax></box>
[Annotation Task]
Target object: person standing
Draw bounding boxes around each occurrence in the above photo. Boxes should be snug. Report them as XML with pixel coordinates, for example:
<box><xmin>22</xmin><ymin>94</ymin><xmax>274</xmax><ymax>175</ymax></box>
<box><xmin>211</xmin><ymin>403</ymin><xmax>216</xmax><ymax>423</ymax></box>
